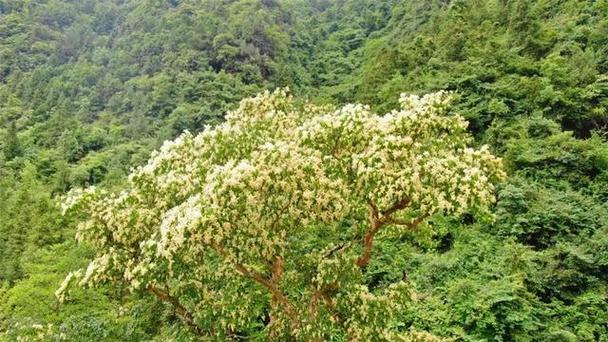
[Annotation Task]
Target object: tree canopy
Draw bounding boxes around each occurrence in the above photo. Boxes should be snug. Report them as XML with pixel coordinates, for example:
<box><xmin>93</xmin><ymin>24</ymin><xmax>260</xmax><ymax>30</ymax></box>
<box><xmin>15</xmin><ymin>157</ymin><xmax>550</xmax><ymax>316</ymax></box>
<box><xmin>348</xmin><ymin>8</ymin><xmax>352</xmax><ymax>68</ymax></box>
<box><xmin>58</xmin><ymin>90</ymin><xmax>504</xmax><ymax>340</ymax></box>
<box><xmin>1</xmin><ymin>0</ymin><xmax>607</xmax><ymax>340</ymax></box>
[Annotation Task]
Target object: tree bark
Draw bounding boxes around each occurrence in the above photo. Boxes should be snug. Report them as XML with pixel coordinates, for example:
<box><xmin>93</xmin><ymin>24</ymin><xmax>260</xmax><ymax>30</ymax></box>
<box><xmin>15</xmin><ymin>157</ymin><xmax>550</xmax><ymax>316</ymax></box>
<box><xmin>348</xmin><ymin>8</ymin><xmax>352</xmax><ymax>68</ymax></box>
<box><xmin>147</xmin><ymin>284</ymin><xmax>202</xmax><ymax>335</ymax></box>
<box><xmin>356</xmin><ymin>198</ymin><xmax>426</xmax><ymax>268</ymax></box>
<box><xmin>209</xmin><ymin>243</ymin><xmax>301</xmax><ymax>331</ymax></box>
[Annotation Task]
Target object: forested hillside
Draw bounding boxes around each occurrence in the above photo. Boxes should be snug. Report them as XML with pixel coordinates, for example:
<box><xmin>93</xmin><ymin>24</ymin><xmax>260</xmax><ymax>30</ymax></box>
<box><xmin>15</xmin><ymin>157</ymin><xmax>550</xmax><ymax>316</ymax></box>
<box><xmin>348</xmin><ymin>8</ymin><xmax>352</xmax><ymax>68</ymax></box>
<box><xmin>0</xmin><ymin>0</ymin><xmax>607</xmax><ymax>340</ymax></box>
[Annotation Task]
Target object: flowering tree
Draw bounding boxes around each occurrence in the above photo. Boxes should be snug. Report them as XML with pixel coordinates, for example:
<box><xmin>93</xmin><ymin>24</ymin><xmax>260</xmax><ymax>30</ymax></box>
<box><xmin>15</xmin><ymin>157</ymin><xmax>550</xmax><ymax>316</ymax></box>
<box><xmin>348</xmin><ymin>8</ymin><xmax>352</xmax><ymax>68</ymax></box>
<box><xmin>58</xmin><ymin>89</ymin><xmax>505</xmax><ymax>340</ymax></box>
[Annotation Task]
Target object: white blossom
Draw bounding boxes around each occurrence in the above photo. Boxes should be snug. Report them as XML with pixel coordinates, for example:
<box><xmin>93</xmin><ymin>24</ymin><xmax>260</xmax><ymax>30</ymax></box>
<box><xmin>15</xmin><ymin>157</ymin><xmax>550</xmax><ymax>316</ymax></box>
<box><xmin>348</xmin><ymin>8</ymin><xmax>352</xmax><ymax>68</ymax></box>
<box><xmin>58</xmin><ymin>89</ymin><xmax>503</xmax><ymax>340</ymax></box>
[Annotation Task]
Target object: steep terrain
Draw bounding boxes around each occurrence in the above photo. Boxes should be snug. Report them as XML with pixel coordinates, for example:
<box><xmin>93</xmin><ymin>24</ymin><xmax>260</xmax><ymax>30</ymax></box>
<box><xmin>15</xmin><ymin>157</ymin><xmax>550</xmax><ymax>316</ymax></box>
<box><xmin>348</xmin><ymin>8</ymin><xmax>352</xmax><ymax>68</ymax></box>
<box><xmin>1</xmin><ymin>0</ymin><xmax>607</xmax><ymax>340</ymax></box>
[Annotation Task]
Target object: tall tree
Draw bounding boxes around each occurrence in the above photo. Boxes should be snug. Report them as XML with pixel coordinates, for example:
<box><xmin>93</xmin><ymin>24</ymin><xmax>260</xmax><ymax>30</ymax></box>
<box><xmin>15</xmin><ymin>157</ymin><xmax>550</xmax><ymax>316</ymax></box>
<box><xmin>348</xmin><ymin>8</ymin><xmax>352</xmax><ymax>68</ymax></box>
<box><xmin>3</xmin><ymin>121</ymin><xmax>22</xmax><ymax>160</ymax></box>
<box><xmin>58</xmin><ymin>90</ymin><xmax>504</xmax><ymax>340</ymax></box>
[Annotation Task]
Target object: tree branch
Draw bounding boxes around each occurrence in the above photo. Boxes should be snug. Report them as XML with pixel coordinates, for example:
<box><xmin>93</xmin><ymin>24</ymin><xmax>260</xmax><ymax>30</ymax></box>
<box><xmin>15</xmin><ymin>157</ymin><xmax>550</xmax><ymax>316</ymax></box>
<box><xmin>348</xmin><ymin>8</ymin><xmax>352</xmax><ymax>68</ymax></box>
<box><xmin>381</xmin><ymin>197</ymin><xmax>411</xmax><ymax>217</ymax></box>
<box><xmin>147</xmin><ymin>284</ymin><xmax>202</xmax><ymax>335</ymax></box>
<box><xmin>356</xmin><ymin>197</ymin><xmax>424</xmax><ymax>268</ymax></box>
<box><xmin>209</xmin><ymin>242</ymin><xmax>301</xmax><ymax>330</ymax></box>
<box><xmin>356</xmin><ymin>202</ymin><xmax>383</xmax><ymax>268</ymax></box>
<box><xmin>269</xmin><ymin>256</ymin><xmax>287</xmax><ymax>338</ymax></box>
<box><xmin>309</xmin><ymin>282</ymin><xmax>340</xmax><ymax>321</ymax></box>
<box><xmin>323</xmin><ymin>241</ymin><xmax>357</xmax><ymax>258</ymax></box>
<box><xmin>385</xmin><ymin>213</ymin><xmax>429</xmax><ymax>229</ymax></box>
<box><xmin>321</xmin><ymin>293</ymin><xmax>345</xmax><ymax>325</ymax></box>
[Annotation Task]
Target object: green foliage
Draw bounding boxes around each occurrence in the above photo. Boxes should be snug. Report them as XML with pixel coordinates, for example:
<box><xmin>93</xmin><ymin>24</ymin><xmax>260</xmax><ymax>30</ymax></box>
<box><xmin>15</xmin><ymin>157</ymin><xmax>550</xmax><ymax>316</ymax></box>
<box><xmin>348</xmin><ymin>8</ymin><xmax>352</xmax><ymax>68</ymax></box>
<box><xmin>2</xmin><ymin>121</ymin><xmax>22</xmax><ymax>160</ymax></box>
<box><xmin>57</xmin><ymin>90</ymin><xmax>502</xmax><ymax>340</ymax></box>
<box><xmin>495</xmin><ymin>178</ymin><xmax>606</xmax><ymax>249</ymax></box>
<box><xmin>0</xmin><ymin>0</ymin><xmax>607</xmax><ymax>340</ymax></box>
<box><xmin>356</xmin><ymin>0</ymin><xmax>608</xmax><ymax>136</ymax></box>
<box><xmin>0</xmin><ymin>164</ymin><xmax>63</xmax><ymax>284</ymax></box>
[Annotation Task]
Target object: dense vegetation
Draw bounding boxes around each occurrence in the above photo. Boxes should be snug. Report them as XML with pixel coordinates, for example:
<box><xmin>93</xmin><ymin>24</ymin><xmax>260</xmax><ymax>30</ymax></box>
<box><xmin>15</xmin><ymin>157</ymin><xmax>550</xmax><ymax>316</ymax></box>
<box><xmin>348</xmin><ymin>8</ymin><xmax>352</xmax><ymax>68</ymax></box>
<box><xmin>0</xmin><ymin>0</ymin><xmax>607</xmax><ymax>340</ymax></box>
<box><xmin>56</xmin><ymin>90</ymin><xmax>505</xmax><ymax>341</ymax></box>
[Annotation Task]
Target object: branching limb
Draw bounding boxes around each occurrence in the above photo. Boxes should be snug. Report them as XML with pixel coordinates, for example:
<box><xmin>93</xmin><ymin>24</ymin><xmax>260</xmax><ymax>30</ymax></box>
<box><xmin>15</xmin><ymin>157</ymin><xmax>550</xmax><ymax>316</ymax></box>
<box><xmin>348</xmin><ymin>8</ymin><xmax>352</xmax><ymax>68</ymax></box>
<box><xmin>380</xmin><ymin>197</ymin><xmax>411</xmax><ymax>217</ymax></box>
<box><xmin>321</xmin><ymin>293</ymin><xmax>345</xmax><ymax>325</ymax></box>
<box><xmin>147</xmin><ymin>284</ymin><xmax>202</xmax><ymax>335</ymax></box>
<box><xmin>309</xmin><ymin>283</ymin><xmax>342</xmax><ymax>329</ymax></box>
<box><xmin>385</xmin><ymin>213</ymin><xmax>429</xmax><ymax>229</ymax></box>
<box><xmin>209</xmin><ymin>242</ymin><xmax>301</xmax><ymax>330</ymax></box>
<box><xmin>356</xmin><ymin>197</ymin><xmax>427</xmax><ymax>268</ymax></box>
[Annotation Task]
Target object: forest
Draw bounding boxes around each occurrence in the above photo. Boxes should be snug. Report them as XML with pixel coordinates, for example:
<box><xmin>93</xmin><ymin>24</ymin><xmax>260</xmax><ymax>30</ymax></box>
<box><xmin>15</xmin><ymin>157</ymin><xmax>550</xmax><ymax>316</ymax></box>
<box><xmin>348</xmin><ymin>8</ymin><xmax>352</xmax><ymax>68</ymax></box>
<box><xmin>0</xmin><ymin>0</ymin><xmax>607</xmax><ymax>341</ymax></box>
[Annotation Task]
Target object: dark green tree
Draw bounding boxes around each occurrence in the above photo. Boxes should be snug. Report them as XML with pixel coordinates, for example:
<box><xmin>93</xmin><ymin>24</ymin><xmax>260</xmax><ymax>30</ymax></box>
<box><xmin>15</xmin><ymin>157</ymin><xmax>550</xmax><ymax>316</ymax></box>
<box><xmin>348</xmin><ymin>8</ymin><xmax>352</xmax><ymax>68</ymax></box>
<box><xmin>3</xmin><ymin>121</ymin><xmax>22</xmax><ymax>160</ymax></box>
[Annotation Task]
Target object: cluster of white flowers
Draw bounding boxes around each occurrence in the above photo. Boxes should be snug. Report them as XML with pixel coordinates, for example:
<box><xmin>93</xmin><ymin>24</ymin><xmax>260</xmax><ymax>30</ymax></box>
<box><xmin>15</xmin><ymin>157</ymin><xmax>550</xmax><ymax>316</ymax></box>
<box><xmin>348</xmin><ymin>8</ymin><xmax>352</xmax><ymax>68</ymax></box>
<box><xmin>340</xmin><ymin>282</ymin><xmax>411</xmax><ymax>340</ymax></box>
<box><xmin>58</xmin><ymin>89</ymin><xmax>504</xmax><ymax>339</ymax></box>
<box><xmin>298</xmin><ymin>90</ymin><xmax>505</xmax><ymax>215</ymax></box>
<box><xmin>199</xmin><ymin>140</ymin><xmax>348</xmax><ymax>263</ymax></box>
<box><xmin>158</xmin><ymin>194</ymin><xmax>202</xmax><ymax>258</ymax></box>
<box><xmin>55</xmin><ymin>270</ymin><xmax>82</xmax><ymax>303</ymax></box>
<box><xmin>60</xmin><ymin>186</ymin><xmax>98</xmax><ymax>215</ymax></box>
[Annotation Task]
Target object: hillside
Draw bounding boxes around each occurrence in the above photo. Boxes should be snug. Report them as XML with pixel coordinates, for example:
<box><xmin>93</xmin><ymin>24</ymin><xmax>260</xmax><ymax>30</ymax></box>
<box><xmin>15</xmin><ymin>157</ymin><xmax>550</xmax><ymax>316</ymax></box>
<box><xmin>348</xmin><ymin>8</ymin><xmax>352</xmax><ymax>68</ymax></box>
<box><xmin>1</xmin><ymin>0</ymin><xmax>607</xmax><ymax>340</ymax></box>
